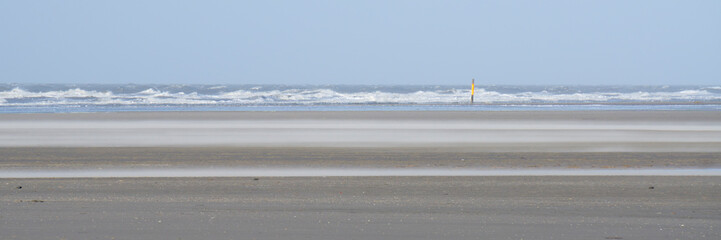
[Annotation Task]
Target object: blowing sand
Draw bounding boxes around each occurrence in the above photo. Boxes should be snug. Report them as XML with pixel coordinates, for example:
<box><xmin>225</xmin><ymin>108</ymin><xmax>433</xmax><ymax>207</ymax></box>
<box><xmin>1</xmin><ymin>111</ymin><xmax>720</xmax><ymax>239</ymax></box>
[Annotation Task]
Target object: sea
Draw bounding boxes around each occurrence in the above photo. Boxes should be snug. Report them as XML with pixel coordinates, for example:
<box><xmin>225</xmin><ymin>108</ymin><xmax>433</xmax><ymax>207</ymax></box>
<box><xmin>1</xmin><ymin>84</ymin><xmax>720</xmax><ymax>113</ymax></box>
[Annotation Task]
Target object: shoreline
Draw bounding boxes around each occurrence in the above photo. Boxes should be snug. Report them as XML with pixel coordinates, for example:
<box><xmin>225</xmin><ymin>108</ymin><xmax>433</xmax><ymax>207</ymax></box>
<box><xmin>3</xmin><ymin>110</ymin><xmax>721</xmax><ymax>120</ymax></box>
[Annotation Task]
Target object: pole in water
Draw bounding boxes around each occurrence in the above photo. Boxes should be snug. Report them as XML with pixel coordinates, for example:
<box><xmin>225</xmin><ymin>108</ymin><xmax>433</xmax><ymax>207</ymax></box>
<box><xmin>471</xmin><ymin>78</ymin><xmax>475</xmax><ymax>104</ymax></box>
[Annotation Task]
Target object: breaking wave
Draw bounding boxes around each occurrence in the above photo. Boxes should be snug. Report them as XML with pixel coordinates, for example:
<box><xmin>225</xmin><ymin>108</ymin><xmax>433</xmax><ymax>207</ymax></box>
<box><xmin>1</xmin><ymin>84</ymin><xmax>720</xmax><ymax>107</ymax></box>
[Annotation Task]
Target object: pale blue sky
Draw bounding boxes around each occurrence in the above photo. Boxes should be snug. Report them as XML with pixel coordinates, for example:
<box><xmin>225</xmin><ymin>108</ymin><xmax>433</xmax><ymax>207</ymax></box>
<box><xmin>1</xmin><ymin>1</ymin><xmax>719</xmax><ymax>85</ymax></box>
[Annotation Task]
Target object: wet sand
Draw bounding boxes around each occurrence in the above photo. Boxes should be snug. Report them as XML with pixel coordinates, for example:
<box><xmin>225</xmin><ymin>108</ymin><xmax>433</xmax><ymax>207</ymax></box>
<box><xmin>1</xmin><ymin>147</ymin><xmax>720</xmax><ymax>169</ymax></box>
<box><xmin>1</xmin><ymin>111</ymin><xmax>720</xmax><ymax>239</ymax></box>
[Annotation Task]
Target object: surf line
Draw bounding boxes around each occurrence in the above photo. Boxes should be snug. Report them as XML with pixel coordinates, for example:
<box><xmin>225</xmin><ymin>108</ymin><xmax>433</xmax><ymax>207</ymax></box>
<box><xmin>2</xmin><ymin>168</ymin><xmax>721</xmax><ymax>178</ymax></box>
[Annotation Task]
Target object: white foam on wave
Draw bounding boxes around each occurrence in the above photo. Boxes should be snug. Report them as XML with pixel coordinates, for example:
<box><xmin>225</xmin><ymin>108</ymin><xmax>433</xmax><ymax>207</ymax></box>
<box><xmin>218</xmin><ymin>89</ymin><xmax>469</xmax><ymax>104</ymax></box>
<box><xmin>1</xmin><ymin>86</ymin><xmax>720</xmax><ymax>106</ymax></box>
<box><xmin>475</xmin><ymin>89</ymin><xmax>719</xmax><ymax>103</ymax></box>
<box><xmin>0</xmin><ymin>87</ymin><xmax>114</xmax><ymax>99</ymax></box>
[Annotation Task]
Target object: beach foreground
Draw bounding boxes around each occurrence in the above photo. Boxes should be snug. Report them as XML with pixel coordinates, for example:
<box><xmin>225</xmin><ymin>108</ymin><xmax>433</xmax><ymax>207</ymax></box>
<box><xmin>1</xmin><ymin>111</ymin><xmax>720</xmax><ymax>239</ymax></box>
<box><xmin>3</xmin><ymin>176</ymin><xmax>720</xmax><ymax>239</ymax></box>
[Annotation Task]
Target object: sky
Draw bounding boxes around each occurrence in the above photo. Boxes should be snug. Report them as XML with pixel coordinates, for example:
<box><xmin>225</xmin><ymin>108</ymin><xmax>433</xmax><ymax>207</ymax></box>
<box><xmin>1</xmin><ymin>1</ymin><xmax>719</xmax><ymax>85</ymax></box>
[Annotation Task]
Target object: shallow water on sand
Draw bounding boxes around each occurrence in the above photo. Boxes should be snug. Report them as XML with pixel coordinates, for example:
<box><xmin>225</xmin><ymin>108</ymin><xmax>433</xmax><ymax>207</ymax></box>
<box><xmin>3</xmin><ymin>168</ymin><xmax>721</xmax><ymax>178</ymax></box>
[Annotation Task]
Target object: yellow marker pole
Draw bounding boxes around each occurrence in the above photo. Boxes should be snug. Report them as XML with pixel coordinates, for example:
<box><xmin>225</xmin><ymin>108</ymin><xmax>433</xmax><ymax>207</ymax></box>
<box><xmin>471</xmin><ymin>78</ymin><xmax>475</xmax><ymax>104</ymax></box>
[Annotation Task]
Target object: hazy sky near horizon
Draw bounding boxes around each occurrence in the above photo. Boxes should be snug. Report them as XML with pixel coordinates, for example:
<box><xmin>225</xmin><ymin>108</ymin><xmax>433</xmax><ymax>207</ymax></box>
<box><xmin>1</xmin><ymin>1</ymin><xmax>719</xmax><ymax>85</ymax></box>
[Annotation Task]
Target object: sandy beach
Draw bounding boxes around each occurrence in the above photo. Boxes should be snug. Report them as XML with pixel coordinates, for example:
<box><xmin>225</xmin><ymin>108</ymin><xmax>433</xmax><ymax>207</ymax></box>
<box><xmin>5</xmin><ymin>0</ymin><xmax>720</xmax><ymax>238</ymax></box>
<box><xmin>3</xmin><ymin>176</ymin><xmax>720</xmax><ymax>239</ymax></box>
<box><xmin>1</xmin><ymin>111</ymin><xmax>720</xmax><ymax>151</ymax></box>
<box><xmin>1</xmin><ymin>111</ymin><xmax>720</xmax><ymax>239</ymax></box>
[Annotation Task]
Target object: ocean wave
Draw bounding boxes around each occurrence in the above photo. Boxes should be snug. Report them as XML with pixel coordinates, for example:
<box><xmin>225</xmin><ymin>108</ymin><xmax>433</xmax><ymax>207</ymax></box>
<box><xmin>1</xmin><ymin>85</ymin><xmax>720</xmax><ymax>106</ymax></box>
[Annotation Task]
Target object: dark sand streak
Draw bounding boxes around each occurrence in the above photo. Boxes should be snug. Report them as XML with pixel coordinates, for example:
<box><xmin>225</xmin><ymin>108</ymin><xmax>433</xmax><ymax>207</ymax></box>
<box><xmin>1</xmin><ymin>147</ymin><xmax>720</xmax><ymax>169</ymax></box>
